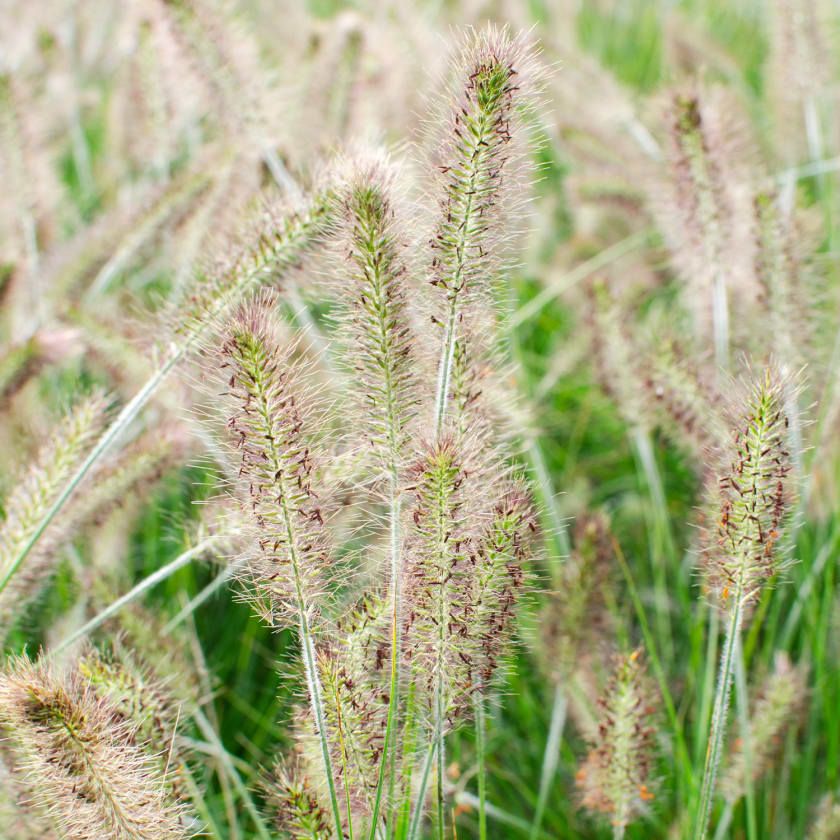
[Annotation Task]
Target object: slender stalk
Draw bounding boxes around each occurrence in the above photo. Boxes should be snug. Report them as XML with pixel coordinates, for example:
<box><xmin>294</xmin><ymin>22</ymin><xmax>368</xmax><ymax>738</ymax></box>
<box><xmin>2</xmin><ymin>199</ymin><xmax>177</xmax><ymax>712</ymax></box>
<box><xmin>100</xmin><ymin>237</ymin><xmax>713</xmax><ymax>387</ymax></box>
<box><xmin>695</xmin><ymin>599</ymin><xmax>743</xmax><ymax>840</ymax></box>
<box><xmin>163</xmin><ymin>558</ymin><xmax>244</xmax><ymax>633</ymax></box>
<box><xmin>369</xmin><ymin>479</ymin><xmax>401</xmax><ymax>839</ymax></box>
<box><xmin>51</xmin><ymin>534</ymin><xmax>226</xmax><ymax>655</ymax></box>
<box><xmin>395</xmin><ymin>682</ymin><xmax>419</xmax><ymax>840</ymax></box>
<box><xmin>300</xmin><ymin>626</ymin><xmax>344</xmax><ymax>837</ymax></box>
<box><xmin>529</xmin><ymin>685</ymin><xmax>568</xmax><ymax>840</ymax></box>
<box><xmin>475</xmin><ymin>694</ymin><xmax>488</xmax><ymax>840</ymax></box>
<box><xmin>194</xmin><ymin>710</ymin><xmax>273</xmax><ymax>840</ymax></box>
<box><xmin>273</xmin><ymin>414</ymin><xmax>344</xmax><ymax>839</ymax></box>
<box><xmin>712</xmin><ymin>802</ymin><xmax>734</xmax><ymax>840</ymax></box>
<box><xmin>435</xmin><ymin>575</ymin><xmax>446</xmax><ymax>840</ymax></box>
<box><xmin>632</xmin><ymin>428</ymin><xmax>675</xmax><ymax>661</ymax></box>
<box><xmin>696</xmin><ymin>606</ymin><xmax>720</xmax><ymax>762</ymax></box>
<box><xmin>434</xmin><ymin>302</ymin><xmax>461</xmax><ymax>436</ymax></box>
<box><xmin>407</xmin><ymin>741</ymin><xmax>436</xmax><ymax>840</ymax></box>
<box><xmin>732</xmin><ymin>637</ymin><xmax>757</xmax><ymax>840</ymax></box>
<box><xmin>330</xmin><ymin>679</ymin><xmax>356</xmax><ymax>840</ymax></box>
<box><xmin>510</xmin><ymin>230</ymin><xmax>650</xmax><ymax>329</ymax></box>
<box><xmin>455</xmin><ymin>791</ymin><xmax>552</xmax><ymax>838</ymax></box>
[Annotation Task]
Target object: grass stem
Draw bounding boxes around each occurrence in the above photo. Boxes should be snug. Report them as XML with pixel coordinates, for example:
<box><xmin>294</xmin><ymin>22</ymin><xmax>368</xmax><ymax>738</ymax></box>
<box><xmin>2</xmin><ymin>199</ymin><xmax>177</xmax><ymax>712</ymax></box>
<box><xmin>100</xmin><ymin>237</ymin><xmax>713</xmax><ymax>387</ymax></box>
<box><xmin>694</xmin><ymin>599</ymin><xmax>743</xmax><ymax>840</ymax></box>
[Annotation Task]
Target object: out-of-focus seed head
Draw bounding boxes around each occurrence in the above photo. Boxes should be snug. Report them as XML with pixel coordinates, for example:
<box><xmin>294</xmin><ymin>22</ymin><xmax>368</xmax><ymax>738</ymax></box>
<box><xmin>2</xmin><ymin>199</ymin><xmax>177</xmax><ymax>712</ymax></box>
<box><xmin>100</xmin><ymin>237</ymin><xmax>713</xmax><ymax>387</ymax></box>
<box><xmin>0</xmin><ymin>391</ymin><xmax>109</xmax><ymax>637</ymax></box>
<box><xmin>539</xmin><ymin>511</ymin><xmax>615</xmax><ymax>683</ymax></box>
<box><xmin>642</xmin><ymin>337</ymin><xmax>730</xmax><ymax>460</ymax></box>
<box><xmin>652</xmin><ymin>83</ymin><xmax>760</xmax><ymax>356</ymax></box>
<box><xmin>576</xmin><ymin>648</ymin><xmax>659</xmax><ymax>831</ymax></box>
<box><xmin>586</xmin><ymin>277</ymin><xmax>649</xmax><ymax>430</ymax></box>
<box><xmin>0</xmin><ymin>654</ymin><xmax>189</xmax><ymax>839</ymax></box>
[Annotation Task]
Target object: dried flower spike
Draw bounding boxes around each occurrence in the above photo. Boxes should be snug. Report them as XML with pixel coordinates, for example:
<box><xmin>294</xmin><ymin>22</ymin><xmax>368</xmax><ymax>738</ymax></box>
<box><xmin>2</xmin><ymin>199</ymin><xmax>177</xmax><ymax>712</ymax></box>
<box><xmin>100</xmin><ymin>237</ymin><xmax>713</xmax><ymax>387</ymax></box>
<box><xmin>576</xmin><ymin>648</ymin><xmax>658</xmax><ymax>835</ymax></box>
<box><xmin>587</xmin><ymin>278</ymin><xmax>649</xmax><ymax>430</ymax></box>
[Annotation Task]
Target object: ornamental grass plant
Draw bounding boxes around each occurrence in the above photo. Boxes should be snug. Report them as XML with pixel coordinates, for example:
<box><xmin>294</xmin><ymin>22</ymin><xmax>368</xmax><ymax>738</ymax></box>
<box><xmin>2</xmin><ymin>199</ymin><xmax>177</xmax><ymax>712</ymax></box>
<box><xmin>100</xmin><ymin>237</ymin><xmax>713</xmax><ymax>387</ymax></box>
<box><xmin>1</xmin><ymin>3</ymin><xmax>839</xmax><ymax>839</ymax></box>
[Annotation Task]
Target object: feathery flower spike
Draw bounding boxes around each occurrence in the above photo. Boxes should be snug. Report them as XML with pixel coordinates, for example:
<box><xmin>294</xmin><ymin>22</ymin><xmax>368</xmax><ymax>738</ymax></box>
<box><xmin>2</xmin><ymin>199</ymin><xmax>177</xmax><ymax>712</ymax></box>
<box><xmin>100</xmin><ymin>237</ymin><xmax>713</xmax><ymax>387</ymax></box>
<box><xmin>0</xmin><ymin>654</ymin><xmax>189</xmax><ymax>839</ymax></box>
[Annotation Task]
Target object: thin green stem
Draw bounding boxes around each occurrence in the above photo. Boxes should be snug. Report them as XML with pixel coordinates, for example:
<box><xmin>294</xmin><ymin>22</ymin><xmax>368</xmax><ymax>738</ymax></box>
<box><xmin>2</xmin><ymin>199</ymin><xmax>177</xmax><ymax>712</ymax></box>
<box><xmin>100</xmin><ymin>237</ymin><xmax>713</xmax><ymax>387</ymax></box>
<box><xmin>712</xmin><ymin>269</ymin><xmax>730</xmax><ymax>373</ymax></box>
<box><xmin>50</xmin><ymin>534</ymin><xmax>226</xmax><ymax>655</ymax></box>
<box><xmin>695</xmin><ymin>606</ymin><xmax>719</xmax><ymax>764</ymax></box>
<box><xmin>733</xmin><ymin>636</ymin><xmax>757</xmax><ymax>840</ymax></box>
<box><xmin>434</xmin><ymin>303</ymin><xmax>460</xmax><ymax>437</ymax></box>
<box><xmin>260</xmin><ymin>374</ymin><xmax>343</xmax><ymax>838</ymax></box>
<box><xmin>475</xmin><ymin>694</ymin><xmax>487</xmax><ymax>840</ymax></box>
<box><xmin>331</xmin><ymin>679</ymin><xmax>356</xmax><ymax>840</ymax></box>
<box><xmin>712</xmin><ymin>801</ymin><xmax>734</xmax><ymax>840</ymax></box>
<box><xmin>529</xmin><ymin>685</ymin><xmax>567</xmax><ymax>840</ymax></box>
<box><xmin>435</xmin><ymin>597</ymin><xmax>446</xmax><ymax>840</ymax></box>
<box><xmin>299</xmin><ymin>624</ymin><xmax>344</xmax><ymax>839</ymax></box>
<box><xmin>370</xmin><ymin>477</ymin><xmax>402</xmax><ymax>839</ymax></box>
<box><xmin>454</xmin><ymin>791</ymin><xmax>553</xmax><ymax>838</ymax></box>
<box><xmin>632</xmin><ymin>427</ymin><xmax>676</xmax><ymax>662</ymax></box>
<box><xmin>193</xmin><ymin>710</ymin><xmax>273</xmax><ymax>840</ymax></box>
<box><xmin>395</xmin><ymin>682</ymin><xmax>418</xmax><ymax>840</ymax></box>
<box><xmin>407</xmin><ymin>740</ymin><xmax>436</xmax><ymax>840</ymax></box>
<box><xmin>694</xmin><ymin>599</ymin><xmax>743</xmax><ymax>840</ymax></box>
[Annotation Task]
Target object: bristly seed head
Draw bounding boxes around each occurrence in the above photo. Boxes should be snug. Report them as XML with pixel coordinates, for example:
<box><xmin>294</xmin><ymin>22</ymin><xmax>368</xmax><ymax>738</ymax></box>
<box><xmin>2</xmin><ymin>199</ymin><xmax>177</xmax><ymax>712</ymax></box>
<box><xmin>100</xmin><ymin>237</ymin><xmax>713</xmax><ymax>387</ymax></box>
<box><xmin>653</xmin><ymin>84</ymin><xmax>758</xmax><ymax>354</ymax></box>
<box><xmin>269</xmin><ymin>761</ymin><xmax>332</xmax><ymax>840</ymax></box>
<box><xmin>220</xmin><ymin>295</ymin><xmax>331</xmax><ymax>628</ymax></box>
<box><xmin>576</xmin><ymin>648</ymin><xmax>658</xmax><ymax>831</ymax></box>
<box><xmin>427</xmin><ymin>26</ymin><xmax>540</xmax><ymax>434</ymax></box>
<box><xmin>702</xmin><ymin>365</ymin><xmax>797</xmax><ymax>610</ymax></box>
<box><xmin>333</xmin><ymin>151</ymin><xmax>418</xmax><ymax>475</ymax></box>
<box><xmin>0</xmin><ymin>654</ymin><xmax>189</xmax><ymax>840</ymax></box>
<box><xmin>402</xmin><ymin>438</ymin><xmax>533</xmax><ymax>720</ymax></box>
